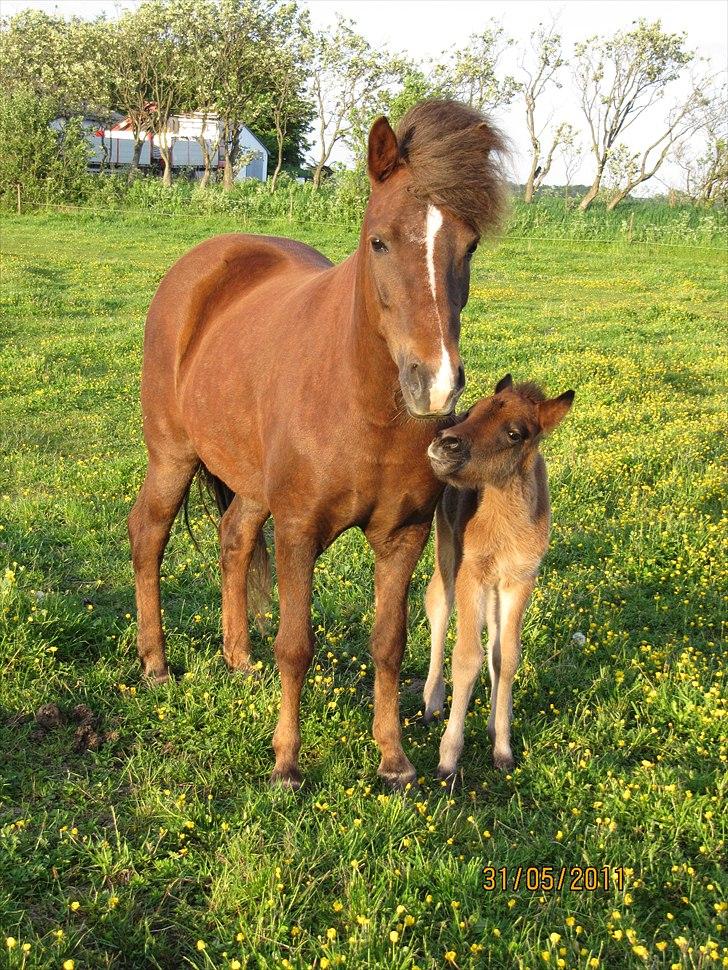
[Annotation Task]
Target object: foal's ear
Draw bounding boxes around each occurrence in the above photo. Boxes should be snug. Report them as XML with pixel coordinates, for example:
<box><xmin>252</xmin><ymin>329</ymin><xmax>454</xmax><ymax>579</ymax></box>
<box><xmin>538</xmin><ymin>390</ymin><xmax>575</xmax><ymax>434</ymax></box>
<box><xmin>495</xmin><ymin>373</ymin><xmax>513</xmax><ymax>393</ymax></box>
<box><xmin>368</xmin><ymin>116</ymin><xmax>400</xmax><ymax>183</ymax></box>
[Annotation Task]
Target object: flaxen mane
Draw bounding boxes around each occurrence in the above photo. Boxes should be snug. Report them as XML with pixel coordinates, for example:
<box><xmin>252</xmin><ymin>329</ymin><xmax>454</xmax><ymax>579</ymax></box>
<box><xmin>395</xmin><ymin>99</ymin><xmax>509</xmax><ymax>234</ymax></box>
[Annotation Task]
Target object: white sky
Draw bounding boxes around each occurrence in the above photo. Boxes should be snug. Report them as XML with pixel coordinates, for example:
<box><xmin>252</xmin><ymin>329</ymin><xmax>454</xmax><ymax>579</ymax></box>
<box><xmin>3</xmin><ymin>0</ymin><xmax>727</xmax><ymax>190</ymax></box>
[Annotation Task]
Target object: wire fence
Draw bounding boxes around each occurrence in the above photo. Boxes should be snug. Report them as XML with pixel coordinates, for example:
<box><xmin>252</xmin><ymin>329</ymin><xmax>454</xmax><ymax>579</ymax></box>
<box><xmin>5</xmin><ymin>198</ymin><xmax>728</xmax><ymax>254</ymax></box>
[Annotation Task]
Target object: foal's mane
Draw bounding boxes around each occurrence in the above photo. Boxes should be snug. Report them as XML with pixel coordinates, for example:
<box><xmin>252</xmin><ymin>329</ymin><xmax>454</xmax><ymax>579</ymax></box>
<box><xmin>513</xmin><ymin>381</ymin><xmax>546</xmax><ymax>403</ymax></box>
<box><xmin>395</xmin><ymin>100</ymin><xmax>509</xmax><ymax>234</ymax></box>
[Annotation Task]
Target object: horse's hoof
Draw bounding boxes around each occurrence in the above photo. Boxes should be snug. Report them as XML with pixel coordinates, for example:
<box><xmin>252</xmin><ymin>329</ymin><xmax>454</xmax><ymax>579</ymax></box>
<box><xmin>226</xmin><ymin>661</ymin><xmax>261</xmax><ymax>681</ymax></box>
<box><xmin>143</xmin><ymin>668</ymin><xmax>170</xmax><ymax>687</ymax></box>
<box><xmin>269</xmin><ymin>767</ymin><xmax>303</xmax><ymax>791</ymax></box>
<box><xmin>436</xmin><ymin>764</ymin><xmax>457</xmax><ymax>782</ymax></box>
<box><xmin>378</xmin><ymin>761</ymin><xmax>417</xmax><ymax>792</ymax></box>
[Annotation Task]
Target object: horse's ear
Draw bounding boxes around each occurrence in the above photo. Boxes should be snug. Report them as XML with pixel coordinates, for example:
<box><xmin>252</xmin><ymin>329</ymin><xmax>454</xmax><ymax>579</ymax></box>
<box><xmin>538</xmin><ymin>390</ymin><xmax>575</xmax><ymax>434</ymax></box>
<box><xmin>368</xmin><ymin>117</ymin><xmax>400</xmax><ymax>184</ymax></box>
<box><xmin>495</xmin><ymin>374</ymin><xmax>513</xmax><ymax>393</ymax></box>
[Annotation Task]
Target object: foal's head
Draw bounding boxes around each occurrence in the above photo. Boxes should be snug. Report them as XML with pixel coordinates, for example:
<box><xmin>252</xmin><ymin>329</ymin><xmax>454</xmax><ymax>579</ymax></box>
<box><xmin>427</xmin><ymin>375</ymin><xmax>575</xmax><ymax>487</ymax></box>
<box><xmin>362</xmin><ymin>100</ymin><xmax>507</xmax><ymax>419</ymax></box>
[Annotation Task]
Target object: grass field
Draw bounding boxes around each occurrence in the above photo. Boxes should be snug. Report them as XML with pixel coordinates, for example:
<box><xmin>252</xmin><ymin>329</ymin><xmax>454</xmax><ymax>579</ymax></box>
<box><xmin>0</xmin><ymin>211</ymin><xmax>726</xmax><ymax>970</ymax></box>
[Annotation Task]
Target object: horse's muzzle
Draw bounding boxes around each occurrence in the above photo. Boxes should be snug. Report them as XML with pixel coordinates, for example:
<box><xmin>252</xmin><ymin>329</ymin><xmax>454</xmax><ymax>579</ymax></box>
<box><xmin>399</xmin><ymin>358</ymin><xmax>465</xmax><ymax>418</ymax></box>
<box><xmin>427</xmin><ymin>433</ymin><xmax>471</xmax><ymax>478</ymax></box>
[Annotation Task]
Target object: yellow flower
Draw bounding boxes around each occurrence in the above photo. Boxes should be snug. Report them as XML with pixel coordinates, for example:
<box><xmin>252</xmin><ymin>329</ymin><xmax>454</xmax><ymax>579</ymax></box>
<box><xmin>550</xmin><ymin>933</ymin><xmax>561</xmax><ymax>944</ymax></box>
<box><xmin>63</xmin><ymin>962</ymin><xmax>75</xmax><ymax>970</ymax></box>
<box><xmin>320</xmin><ymin>960</ymin><xmax>330</xmax><ymax>969</ymax></box>
<box><xmin>356</xmin><ymin>915</ymin><xmax>370</xmax><ymax>927</ymax></box>
<box><xmin>5</xmin><ymin>938</ymin><xmax>17</xmax><ymax>949</ymax></box>
<box><xmin>231</xmin><ymin>961</ymin><xmax>241</xmax><ymax>969</ymax></box>
<box><xmin>589</xmin><ymin>960</ymin><xmax>600</xmax><ymax>969</ymax></box>
<box><xmin>333</xmin><ymin>901</ymin><xmax>343</xmax><ymax>912</ymax></box>
<box><xmin>541</xmin><ymin>952</ymin><xmax>551</xmax><ymax>963</ymax></box>
<box><xmin>565</xmin><ymin>917</ymin><xmax>575</xmax><ymax>927</ymax></box>
<box><xmin>69</xmin><ymin>901</ymin><xmax>80</xmax><ymax>912</ymax></box>
<box><xmin>633</xmin><ymin>945</ymin><xmax>649</xmax><ymax>959</ymax></box>
<box><xmin>326</xmin><ymin>928</ymin><xmax>337</xmax><ymax>941</ymax></box>
<box><xmin>196</xmin><ymin>940</ymin><xmax>206</xmax><ymax>951</ymax></box>
<box><xmin>656</xmin><ymin>942</ymin><xmax>667</xmax><ymax>952</ymax></box>
<box><xmin>444</xmin><ymin>952</ymin><xmax>457</xmax><ymax>964</ymax></box>
<box><xmin>22</xmin><ymin>943</ymin><xmax>31</xmax><ymax>954</ymax></box>
<box><xmin>404</xmin><ymin>915</ymin><xmax>415</xmax><ymax>927</ymax></box>
<box><xmin>389</xmin><ymin>931</ymin><xmax>399</xmax><ymax>943</ymax></box>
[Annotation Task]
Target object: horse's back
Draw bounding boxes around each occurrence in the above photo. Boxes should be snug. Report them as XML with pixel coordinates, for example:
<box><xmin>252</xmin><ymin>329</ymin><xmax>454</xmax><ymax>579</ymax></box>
<box><xmin>141</xmin><ymin>233</ymin><xmax>331</xmax><ymax>412</ymax></box>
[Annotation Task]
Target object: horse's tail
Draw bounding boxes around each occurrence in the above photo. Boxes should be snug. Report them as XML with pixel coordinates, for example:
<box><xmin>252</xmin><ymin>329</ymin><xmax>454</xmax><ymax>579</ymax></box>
<box><xmin>183</xmin><ymin>465</ymin><xmax>271</xmax><ymax>627</ymax></box>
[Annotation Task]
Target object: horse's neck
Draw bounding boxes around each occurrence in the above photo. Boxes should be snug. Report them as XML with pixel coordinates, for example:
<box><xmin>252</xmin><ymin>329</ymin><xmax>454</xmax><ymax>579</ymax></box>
<box><xmin>339</xmin><ymin>248</ymin><xmax>402</xmax><ymax>421</ymax></box>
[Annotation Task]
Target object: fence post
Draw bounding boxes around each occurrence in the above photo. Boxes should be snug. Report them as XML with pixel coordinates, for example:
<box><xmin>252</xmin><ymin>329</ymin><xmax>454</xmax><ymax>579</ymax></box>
<box><xmin>16</xmin><ymin>183</ymin><xmax>21</xmax><ymax>215</ymax></box>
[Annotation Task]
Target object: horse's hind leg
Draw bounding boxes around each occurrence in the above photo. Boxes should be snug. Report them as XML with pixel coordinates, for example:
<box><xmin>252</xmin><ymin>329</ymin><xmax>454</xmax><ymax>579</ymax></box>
<box><xmin>128</xmin><ymin>452</ymin><xmax>197</xmax><ymax>682</ymax></box>
<box><xmin>219</xmin><ymin>495</ymin><xmax>269</xmax><ymax>672</ymax></box>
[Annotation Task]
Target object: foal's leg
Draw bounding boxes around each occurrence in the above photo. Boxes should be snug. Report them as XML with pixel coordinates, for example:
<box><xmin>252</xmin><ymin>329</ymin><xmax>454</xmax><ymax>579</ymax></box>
<box><xmin>437</xmin><ymin>566</ymin><xmax>486</xmax><ymax>778</ymax></box>
<box><xmin>270</xmin><ymin>525</ymin><xmax>317</xmax><ymax>788</ymax></box>
<box><xmin>219</xmin><ymin>495</ymin><xmax>269</xmax><ymax>672</ymax></box>
<box><xmin>487</xmin><ymin>579</ymin><xmax>534</xmax><ymax>771</ymax></box>
<box><xmin>128</xmin><ymin>453</ymin><xmax>197</xmax><ymax>682</ymax></box>
<box><xmin>368</xmin><ymin>524</ymin><xmax>431</xmax><ymax>788</ymax></box>
<box><xmin>423</xmin><ymin>511</ymin><xmax>455</xmax><ymax>721</ymax></box>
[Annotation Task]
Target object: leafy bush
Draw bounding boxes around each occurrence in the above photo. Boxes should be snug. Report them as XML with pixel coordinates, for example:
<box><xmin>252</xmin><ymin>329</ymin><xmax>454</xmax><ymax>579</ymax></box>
<box><xmin>0</xmin><ymin>88</ymin><xmax>91</xmax><ymax>207</ymax></box>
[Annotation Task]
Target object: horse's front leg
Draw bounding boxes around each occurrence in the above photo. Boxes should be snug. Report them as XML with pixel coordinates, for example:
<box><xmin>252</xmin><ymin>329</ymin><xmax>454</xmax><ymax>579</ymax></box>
<box><xmin>270</xmin><ymin>525</ymin><xmax>318</xmax><ymax>789</ymax></box>
<box><xmin>367</xmin><ymin>523</ymin><xmax>431</xmax><ymax>788</ymax></box>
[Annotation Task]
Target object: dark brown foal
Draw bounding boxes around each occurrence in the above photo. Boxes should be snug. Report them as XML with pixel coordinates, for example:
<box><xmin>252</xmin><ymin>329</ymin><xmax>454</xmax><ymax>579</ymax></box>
<box><xmin>129</xmin><ymin>100</ymin><xmax>507</xmax><ymax>787</ymax></box>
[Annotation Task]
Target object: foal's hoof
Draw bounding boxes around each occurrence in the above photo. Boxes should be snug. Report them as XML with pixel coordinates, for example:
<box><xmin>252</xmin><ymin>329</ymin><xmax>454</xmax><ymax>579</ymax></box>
<box><xmin>493</xmin><ymin>753</ymin><xmax>515</xmax><ymax>772</ymax></box>
<box><xmin>269</xmin><ymin>767</ymin><xmax>303</xmax><ymax>791</ymax></box>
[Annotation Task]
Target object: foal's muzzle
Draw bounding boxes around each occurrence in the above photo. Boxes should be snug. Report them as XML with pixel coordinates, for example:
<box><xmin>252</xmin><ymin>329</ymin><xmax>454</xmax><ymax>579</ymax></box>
<box><xmin>399</xmin><ymin>357</ymin><xmax>465</xmax><ymax>418</ymax></box>
<box><xmin>427</xmin><ymin>432</ymin><xmax>471</xmax><ymax>478</ymax></box>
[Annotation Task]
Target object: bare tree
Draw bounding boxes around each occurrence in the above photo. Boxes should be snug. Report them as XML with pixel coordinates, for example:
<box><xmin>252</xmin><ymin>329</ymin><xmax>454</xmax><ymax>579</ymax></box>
<box><xmin>520</xmin><ymin>21</ymin><xmax>569</xmax><ymax>202</ymax></box>
<box><xmin>604</xmin><ymin>81</ymin><xmax>710</xmax><ymax>209</ymax></box>
<box><xmin>560</xmin><ymin>130</ymin><xmax>584</xmax><ymax>202</ymax></box>
<box><xmin>673</xmin><ymin>79</ymin><xmax>728</xmax><ymax>205</ymax></box>
<box><xmin>574</xmin><ymin>19</ymin><xmax>694</xmax><ymax>210</ymax></box>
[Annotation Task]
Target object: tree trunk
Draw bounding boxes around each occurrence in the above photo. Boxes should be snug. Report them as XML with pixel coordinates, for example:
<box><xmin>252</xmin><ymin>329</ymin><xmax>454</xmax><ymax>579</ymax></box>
<box><xmin>223</xmin><ymin>154</ymin><xmax>234</xmax><ymax>191</ymax></box>
<box><xmin>579</xmin><ymin>163</ymin><xmax>605</xmax><ymax>211</ymax></box>
<box><xmin>523</xmin><ymin>155</ymin><xmax>539</xmax><ymax>203</ymax></box>
<box><xmin>271</xmin><ymin>138</ymin><xmax>284</xmax><ymax>192</ymax></box>
<box><xmin>197</xmin><ymin>135</ymin><xmax>211</xmax><ymax>188</ymax></box>
<box><xmin>312</xmin><ymin>161</ymin><xmax>325</xmax><ymax>189</ymax></box>
<box><xmin>128</xmin><ymin>138</ymin><xmax>143</xmax><ymax>184</ymax></box>
<box><xmin>162</xmin><ymin>156</ymin><xmax>172</xmax><ymax>187</ymax></box>
<box><xmin>606</xmin><ymin>189</ymin><xmax>630</xmax><ymax>211</ymax></box>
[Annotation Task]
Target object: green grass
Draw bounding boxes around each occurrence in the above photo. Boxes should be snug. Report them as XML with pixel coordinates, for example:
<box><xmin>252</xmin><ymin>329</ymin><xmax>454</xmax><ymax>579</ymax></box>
<box><xmin>0</xmin><ymin>211</ymin><xmax>726</xmax><ymax>970</ymax></box>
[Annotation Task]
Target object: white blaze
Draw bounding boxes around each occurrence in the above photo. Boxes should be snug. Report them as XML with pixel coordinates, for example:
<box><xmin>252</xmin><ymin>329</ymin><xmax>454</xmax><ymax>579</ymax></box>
<box><xmin>425</xmin><ymin>204</ymin><xmax>456</xmax><ymax>411</ymax></box>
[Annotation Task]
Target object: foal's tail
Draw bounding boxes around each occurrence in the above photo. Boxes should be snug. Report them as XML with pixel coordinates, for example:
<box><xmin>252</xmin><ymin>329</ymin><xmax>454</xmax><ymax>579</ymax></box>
<box><xmin>184</xmin><ymin>465</ymin><xmax>271</xmax><ymax>626</ymax></box>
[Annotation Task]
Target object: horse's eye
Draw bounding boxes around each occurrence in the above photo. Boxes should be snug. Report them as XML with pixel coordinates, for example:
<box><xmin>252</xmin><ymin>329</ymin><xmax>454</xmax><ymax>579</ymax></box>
<box><xmin>371</xmin><ymin>237</ymin><xmax>388</xmax><ymax>253</ymax></box>
<box><xmin>507</xmin><ymin>429</ymin><xmax>522</xmax><ymax>442</ymax></box>
<box><xmin>466</xmin><ymin>241</ymin><xmax>478</xmax><ymax>259</ymax></box>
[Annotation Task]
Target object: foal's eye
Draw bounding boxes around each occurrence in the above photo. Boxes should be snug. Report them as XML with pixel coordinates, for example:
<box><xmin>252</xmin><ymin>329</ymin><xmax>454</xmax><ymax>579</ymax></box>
<box><xmin>507</xmin><ymin>429</ymin><xmax>522</xmax><ymax>442</ymax></box>
<box><xmin>371</xmin><ymin>237</ymin><xmax>388</xmax><ymax>253</ymax></box>
<box><xmin>465</xmin><ymin>241</ymin><xmax>479</xmax><ymax>259</ymax></box>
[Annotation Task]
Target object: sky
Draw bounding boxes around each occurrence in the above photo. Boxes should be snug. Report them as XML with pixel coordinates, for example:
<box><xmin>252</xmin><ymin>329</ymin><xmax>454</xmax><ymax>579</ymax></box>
<box><xmin>3</xmin><ymin>0</ymin><xmax>727</xmax><ymax>191</ymax></box>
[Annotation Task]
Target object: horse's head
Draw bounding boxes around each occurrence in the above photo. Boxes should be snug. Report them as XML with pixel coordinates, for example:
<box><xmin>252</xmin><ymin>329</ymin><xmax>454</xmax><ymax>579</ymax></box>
<box><xmin>361</xmin><ymin>100</ymin><xmax>507</xmax><ymax>419</ymax></box>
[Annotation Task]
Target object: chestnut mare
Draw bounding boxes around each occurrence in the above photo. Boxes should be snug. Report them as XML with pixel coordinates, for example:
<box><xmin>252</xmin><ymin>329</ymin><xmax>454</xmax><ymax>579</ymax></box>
<box><xmin>128</xmin><ymin>100</ymin><xmax>506</xmax><ymax>788</ymax></box>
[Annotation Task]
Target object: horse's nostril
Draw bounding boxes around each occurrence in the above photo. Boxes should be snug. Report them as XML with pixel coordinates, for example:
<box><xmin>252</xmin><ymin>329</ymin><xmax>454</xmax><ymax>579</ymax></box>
<box><xmin>440</xmin><ymin>435</ymin><xmax>462</xmax><ymax>452</ymax></box>
<box><xmin>410</xmin><ymin>361</ymin><xmax>420</xmax><ymax>373</ymax></box>
<box><xmin>456</xmin><ymin>363</ymin><xmax>465</xmax><ymax>390</ymax></box>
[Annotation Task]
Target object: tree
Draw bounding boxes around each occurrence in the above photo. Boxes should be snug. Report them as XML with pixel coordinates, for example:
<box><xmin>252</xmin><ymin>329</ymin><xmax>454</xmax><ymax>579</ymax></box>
<box><xmin>108</xmin><ymin>9</ymin><xmax>158</xmax><ymax>181</ymax></box>
<box><xmin>267</xmin><ymin>8</ymin><xmax>311</xmax><ymax>190</ymax></box>
<box><xmin>673</xmin><ymin>80</ymin><xmax>728</xmax><ymax>206</ymax></box>
<box><xmin>560</xmin><ymin>129</ymin><xmax>584</xmax><ymax>202</ymax></box>
<box><xmin>519</xmin><ymin>21</ymin><xmax>569</xmax><ymax>202</ymax></box>
<box><xmin>574</xmin><ymin>19</ymin><xmax>694</xmax><ymax>210</ymax></box>
<box><xmin>435</xmin><ymin>21</ymin><xmax>518</xmax><ymax>114</ymax></box>
<box><xmin>307</xmin><ymin>17</ymin><xmax>403</xmax><ymax>188</ymax></box>
<box><xmin>604</xmin><ymin>81</ymin><xmax>710</xmax><ymax>209</ymax></box>
<box><xmin>0</xmin><ymin>10</ymin><xmax>111</xmax><ymax>116</ymax></box>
